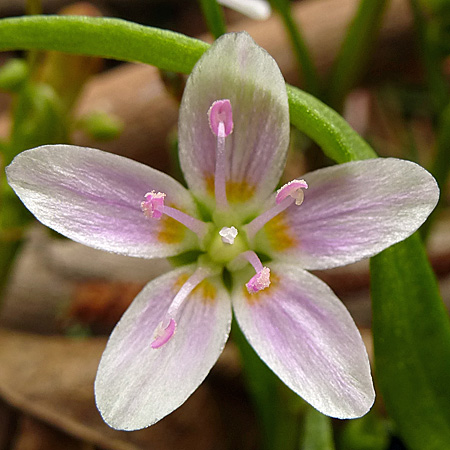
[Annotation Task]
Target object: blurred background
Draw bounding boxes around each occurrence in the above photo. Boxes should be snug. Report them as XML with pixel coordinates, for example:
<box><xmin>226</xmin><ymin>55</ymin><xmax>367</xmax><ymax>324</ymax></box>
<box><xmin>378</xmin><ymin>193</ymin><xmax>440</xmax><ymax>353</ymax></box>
<box><xmin>0</xmin><ymin>0</ymin><xmax>449</xmax><ymax>449</ymax></box>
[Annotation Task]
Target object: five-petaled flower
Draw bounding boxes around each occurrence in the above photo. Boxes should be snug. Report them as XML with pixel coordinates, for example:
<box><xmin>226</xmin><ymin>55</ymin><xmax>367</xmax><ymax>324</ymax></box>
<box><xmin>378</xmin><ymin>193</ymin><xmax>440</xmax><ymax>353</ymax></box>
<box><xmin>6</xmin><ymin>32</ymin><xmax>439</xmax><ymax>431</ymax></box>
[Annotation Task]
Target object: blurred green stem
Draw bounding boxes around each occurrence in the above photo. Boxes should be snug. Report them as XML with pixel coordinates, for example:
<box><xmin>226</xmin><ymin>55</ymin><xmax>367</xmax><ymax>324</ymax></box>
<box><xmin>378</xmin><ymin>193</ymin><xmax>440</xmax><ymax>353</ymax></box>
<box><xmin>410</xmin><ymin>0</ymin><xmax>450</xmax><ymax>239</ymax></box>
<box><xmin>198</xmin><ymin>0</ymin><xmax>227</xmax><ymax>39</ymax></box>
<box><xmin>269</xmin><ymin>0</ymin><xmax>320</xmax><ymax>96</ymax></box>
<box><xmin>25</xmin><ymin>0</ymin><xmax>42</xmax><ymax>71</ymax></box>
<box><xmin>421</xmin><ymin>102</ymin><xmax>450</xmax><ymax>239</ymax></box>
<box><xmin>326</xmin><ymin>0</ymin><xmax>389</xmax><ymax>110</ymax></box>
<box><xmin>232</xmin><ymin>321</ymin><xmax>302</xmax><ymax>450</ymax></box>
<box><xmin>0</xmin><ymin>175</ymin><xmax>30</xmax><ymax>302</ymax></box>
<box><xmin>300</xmin><ymin>407</ymin><xmax>335</xmax><ymax>450</ymax></box>
<box><xmin>409</xmin><ymin>0</ymin><xmax>449</xmax><ymax>115</ymax></box>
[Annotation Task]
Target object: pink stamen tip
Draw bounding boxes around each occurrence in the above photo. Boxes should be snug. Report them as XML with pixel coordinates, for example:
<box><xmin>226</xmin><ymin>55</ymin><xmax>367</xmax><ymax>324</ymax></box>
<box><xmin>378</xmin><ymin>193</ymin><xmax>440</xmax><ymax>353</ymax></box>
<box><xmin>141</xmin><ymin>191</ymin><xmax>166</xmax><ymax>219</ymax></box>
<box><xmin>208</xmin><ymin>99</ymin><xmax>234</xmax><ymax>137</ymax></box>
<box><xmin>246</xmin><ymin>267</ymin><xmax>271</xmax><ymax>294</ymax></box>
<box><xmin>151</xmin><ymin>317</ymin><xmax>177</xmax><ymax>349</ymax></box>
<box><xmin>276</xmin><ymin>179</ymin><xmax>308</xmax><ymax>205</ymax></box>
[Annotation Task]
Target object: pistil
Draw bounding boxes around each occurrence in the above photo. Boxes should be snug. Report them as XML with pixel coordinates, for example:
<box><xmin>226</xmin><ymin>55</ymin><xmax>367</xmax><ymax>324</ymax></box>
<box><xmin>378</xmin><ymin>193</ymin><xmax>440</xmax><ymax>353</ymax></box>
<box><xmin>151</xmin><ymin>266</ymin><xmax>215</xmax><ymax>349</ymax></box>
<box><xmin>244</xmin><ymin>179</ymin><xmax>308</xmax><ymax>240</ymax></box>
<box><xmin>141</xmin><ymin>191</ymin><xmax>209</xmax><ymax>239</ymax></box>
<box><xmin>219</xmin><ymin>226</ymin><xmax>238</xmax><ymax>244</ymax></box>
<box><xmin>208</xmin><ymin>99</ymin><xmax>234</xmax><ymax>210</ymax></box>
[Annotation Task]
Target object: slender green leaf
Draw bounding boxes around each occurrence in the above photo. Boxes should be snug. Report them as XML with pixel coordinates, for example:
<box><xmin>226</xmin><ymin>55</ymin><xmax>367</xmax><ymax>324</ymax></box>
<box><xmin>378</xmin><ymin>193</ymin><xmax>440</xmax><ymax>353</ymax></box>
<box><xmin>268</xmin><ymin>0</ymin><xmax>320</xmax><ymax>95</ymax></box>
<box><xmin>232</xmin><ymin>322</ymin><xmax>300</xmax><ymax>450</ymax></box>
<box><xmin>198</xmin><ymin>0</ymin><xmax>226</xmax><ymax>39</ymax></box>
<box><xmin>371</xmin><ymin>233</ymin><xmax>450</xmax><ymax>450</ymax></box>
<box><xmin>0</xmin><ymin>16</ymin><xmax>377</xmax><ymax>164</ymax></box>
<box><xmin>326</xmin><ymin>0</ymin><xmax>389</xmax><ymax>110</ymax></box>
<box><xmin>286</xmin><ymin>85</ymin><xmax>376</xmax><ymax>163</ymax></box>
<box><xmin>337</xmin><ymin>411</ymin><xmax>389</xmax><ymax>450</ymax></box>
<box><xmin>410</xmin><ymin>0</ymin><xmax>449</xmax><ymax>115</ymax></box>
<box><xmin>422</xmin><ymin>101</ymin><xmax>450</xmax><ymax>238</ymax></box>
<box><xmin>300</xmin><ymin>407</ymin><xmax>335</xmax><ymax>450</ymax></box>
<box><xmin>0</xmin><ymin>16</ymin><xmax>208</xmax><ymax>74</ymax></box>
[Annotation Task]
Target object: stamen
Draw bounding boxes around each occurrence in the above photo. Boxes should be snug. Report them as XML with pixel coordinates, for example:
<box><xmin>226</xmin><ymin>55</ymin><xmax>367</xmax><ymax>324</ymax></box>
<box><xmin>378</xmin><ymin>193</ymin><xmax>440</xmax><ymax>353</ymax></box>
<box><xmin>240</xmin><ymin>250</ymin><xmax>271</xmax><ymax>294</ymax></box>
<box><xmin>276</xmin><ymin>179</ymin><xmax>308</xmax><ymax>205</ymax></box>
<box><xmin>208</xmin><ymin>99</ymin><xmax>234</xmax><ymax>210</ymax></box>
<box><xmin>151</xmin><ymin>318</ymin><xmax>176</xmax><ymax>349</ymax></box>
<box><xmin>208</xmin><ymin>99</ymin><xmax>234</xmax><ymax>137</ymax></box>
<box><xmin>141</xmin><ymin>191</ymin><xmax>209</xmax><ymax>239</ymax></box>
<box><xmin>141</xmin><ymin>191</ymin><xmax>165</xmax><ymax>219</ymax></box>
<box><xmin>151</xmin><ymin>266</ymin><xmax>214</xmax><ymax>349</ymax></box>
<box><xmin>246</xmin><ymin>267</ymin><xmax>271</xmax><ymax>294</ymax></box>
<box><xmin>219</xmin><ymin>226</ymin><xmax>238</xmax><ymax>244</ymax></box>
<box><xmin>244</xmin><ymin>179</ymin><xmax>308</xmax><ymax>240</ymax></box>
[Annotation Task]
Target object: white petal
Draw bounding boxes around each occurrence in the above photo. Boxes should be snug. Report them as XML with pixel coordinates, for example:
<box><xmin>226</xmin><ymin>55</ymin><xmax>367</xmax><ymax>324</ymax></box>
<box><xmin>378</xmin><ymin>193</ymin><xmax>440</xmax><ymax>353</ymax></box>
<box><xmin>179</xmin><ymin>32</ymin><xmax>289</xmax><ymax>213</ymax></box>
<box><xmin>257</xmin><ymin>158</ymin><xmax>439</xmax><ymax>269</ymax></box>
<box><xmin>95</xmin><ymin>267</ymin><xmax>231</xmax><ymax>430</ymax></box>
<box><xmin>218</xmin><ymin>0</ymin><xmax>271</xmax><ymax>20</ymax></box>
<box><xmin>232</xmin><ymin>263</ymin><xmax>375</xmax><ymax>418</ymax></box>
<box><xmin>6</xmin><ymin>145</ymin><xmax>200</xmax><ymax>258</ymax></box>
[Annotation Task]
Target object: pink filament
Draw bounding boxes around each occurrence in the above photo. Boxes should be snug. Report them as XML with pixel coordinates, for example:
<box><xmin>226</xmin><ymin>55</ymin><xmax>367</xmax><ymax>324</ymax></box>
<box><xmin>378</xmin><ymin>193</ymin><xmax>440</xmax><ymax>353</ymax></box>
<box><xmin>208</xmin><ymin>99</ymin><xmax>234</xmax><ymax>210</ymax></box>
<box><xmin>244</xmin><ymin>179</ymin><xmax>308</xmax><ymax>240</ymax></box>
<box><xmin>150</xmin><ymin>266</ymin><xmax>214</xmax><ymax>349</ymax></box>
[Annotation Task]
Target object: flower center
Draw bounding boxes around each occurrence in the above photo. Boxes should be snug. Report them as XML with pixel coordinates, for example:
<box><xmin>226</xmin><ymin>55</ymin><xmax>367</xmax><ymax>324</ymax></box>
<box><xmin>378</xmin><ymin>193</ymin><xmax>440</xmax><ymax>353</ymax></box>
<box><xmin>206</xmin><ymin>225</ymin><xmax>248</xmax><ymax>264</ymax></box>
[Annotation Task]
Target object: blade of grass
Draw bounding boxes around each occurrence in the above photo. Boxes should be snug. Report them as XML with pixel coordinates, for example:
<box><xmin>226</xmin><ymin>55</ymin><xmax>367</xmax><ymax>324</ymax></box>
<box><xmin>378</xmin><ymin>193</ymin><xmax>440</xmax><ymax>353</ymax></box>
<box><xmin>287</xmin><ymin>85</ymin><xmax>376</xmax><ymax>162</ymax></box>
<box><xmin>198</xmin><ymin>0</ymin><xmax>227</xmax><ymax>39</ymax></box>
<box><xmin>300</xmin><ymin>407</ymin><xmax>335</xmax><ymax>450</ymax></box>
<box><xmin>268</xmin><ymin>0</ymin><xmax>320</xmax><ymax>95</ymax></box>
<box><xmin>326</xmin><ymin>0</ymin><xmax>389</xmax><ymax>110</ymax></box>
<box><xmin>371</xmin><ymin>233</ymin><xmax>450</xmax><ymax>450</ymax></box>
<box><xmin>409</xmin><ymin>0</ymin><xmax>449</xmax><ymax>115</ymax></box>
<box><xmin>0</xmin><ymin>16</ymin><xmax>209</xmax><ymax>74</ymax></box>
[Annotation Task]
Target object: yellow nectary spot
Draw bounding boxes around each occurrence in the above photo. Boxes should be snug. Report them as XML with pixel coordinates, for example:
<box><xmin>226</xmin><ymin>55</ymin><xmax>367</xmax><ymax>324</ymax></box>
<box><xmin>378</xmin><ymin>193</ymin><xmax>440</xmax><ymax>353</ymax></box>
<box><xmin>205</xmin><ymin>175</ymin><xmax>255</xmax><ymax>203</ymax></box>
<box><xmin>243</xmin><ymin>273</ymin><xmax>279</xmax><ymax>305</ymax></box>
<box><xmin>174</xmin><ymin>274</ymin><xmax>217</xmax><ymax>304</ymax></box>
<box><xmin>157</xmin><ymin>204</ymin><xmax>186</xmax><ymax>244</ymax></box>
<box><xmin>263</xmin><ymin>212</ymin><xmax>297</xmax><ymax>252</ymax></box>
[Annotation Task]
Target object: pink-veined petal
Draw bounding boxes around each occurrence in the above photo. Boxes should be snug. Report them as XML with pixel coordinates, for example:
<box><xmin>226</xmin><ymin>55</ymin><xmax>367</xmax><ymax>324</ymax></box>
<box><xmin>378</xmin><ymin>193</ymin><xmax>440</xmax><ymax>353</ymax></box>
<box><xmin>95</xmin><ymin>266</ymin><xmax>231</xmax><ymax>430</ymax></box>
<box><xmin>232</xmin><ymin>263</ymin><xmax>375</xmax><ymax>418</ymax></box>
<box><xmin>6</xmin><ymin>145</ymin><xmax>201</xmax><ymax>258</ymax></box>
<box><xmin>178</xmin><ymin>32</ymin><xmax>289</xmax><ymax>213</ymax></box>
<box><xmin>256</xmin><ymin>158</ymin><xmax>439</xmax><ymax>269</ymax></box>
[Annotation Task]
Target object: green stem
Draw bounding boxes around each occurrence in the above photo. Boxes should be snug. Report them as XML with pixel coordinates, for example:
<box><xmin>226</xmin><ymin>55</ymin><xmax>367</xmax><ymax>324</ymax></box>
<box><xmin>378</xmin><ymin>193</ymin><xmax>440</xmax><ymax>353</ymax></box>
<box><xmin>300</xmin><ymin>407</ymin><xmax>335</xmax><ymax>450</ymax></box>
<box><xmin>409</xmin><ymin>0</ymin><xmax>449</xmax><ymax>116</ymax></box>
<box><xmin>326</xmin><ymin>0</ymin><xmax>389</xmax><ymax>110</ymax></box>
<box><xmin>198</xmin><ymin>0</ymin><xmax>227</xmax><ymax>39</ymax></box>
<box><xmin>269</xmin><ymin>0</ymin><xmax>320</xmax><ymax>96</ymax></box>
<box><xmin>25</xmin><ymin>0</ymin><xmax>42</xmax><ymax>71</ymax></box>
<box><xmin>232</xmin><ymin>321</ymin><xmax>301</xmax><ymax>450</ymax></box>
<box><xmin>0</xmin><ymin>177</ymin><xmax>30</xmax><ymax>303</ymax></box>
<box><xmin>421</xmin><ymin>101</ymin><xmax>450</xmax><ymax>239</ymax></box>
<box><xmin>0</xmin><ymin>16</ymin><xmax>209</xmax><ymax>74</ymax></box>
